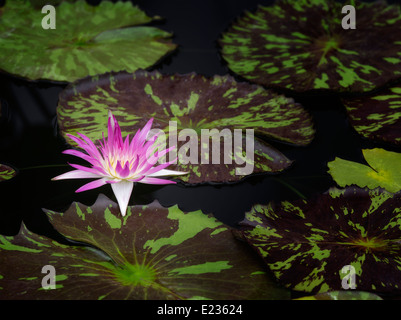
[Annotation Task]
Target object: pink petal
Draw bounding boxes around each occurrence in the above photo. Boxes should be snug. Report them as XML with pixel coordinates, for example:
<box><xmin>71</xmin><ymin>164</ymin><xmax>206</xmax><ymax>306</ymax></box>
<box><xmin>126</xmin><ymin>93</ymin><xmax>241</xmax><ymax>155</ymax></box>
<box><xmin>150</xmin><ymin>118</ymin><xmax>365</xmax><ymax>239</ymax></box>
<box><xmin>68</xmin><ymin>163</ymin><xmax>105</xmax><ymax>176</ymax></box>
<box><xmin>52</xmin><ymin>169</ymin><xmax>102</xmax><ymax>181</ymax></box>
<box><xmin>139</xmin><ymin>177</ymin><xmax>178</xmax><ymax>185</ymax></box>
<box><xmin>129</xmin><ymin>155</ymin><xmax>140</xmax><ymax>173</ymax></box>
<box><xmin>77</xmin><ymin>133</ymin><xmax>103</xmax><ymax>160</ymax></box>
<box><xmin>62</xmin><ymin>149</ymin><xmax>100</xmax><ymax>166</ymax></box>
<box><xmin>136</xmin><ymin>118</ymin><xmax>154</xmax><ymax>144</ymax></box>
<box><xmin>115</xmin><ymin>160</ymin><xmax>130</xmax><ymax>178</ymax></box>
<box><xmin>111</xmin><ymin>180</ymin><xmax>134</xmax><ymax>217</ymax></box>
<box><xmin>147</xmin><ymin>168</ymin><xmax>188</xmax><ymax>177</ymax></box>
<box><xmin>66</xmin><ymin>134</ymin><xmax>89</xmax><ymax>151</ymax></box>
<box><xmin>75</xmin><ymin>178</ymin><xmax>108</xmax><ymax>193</ymax></box>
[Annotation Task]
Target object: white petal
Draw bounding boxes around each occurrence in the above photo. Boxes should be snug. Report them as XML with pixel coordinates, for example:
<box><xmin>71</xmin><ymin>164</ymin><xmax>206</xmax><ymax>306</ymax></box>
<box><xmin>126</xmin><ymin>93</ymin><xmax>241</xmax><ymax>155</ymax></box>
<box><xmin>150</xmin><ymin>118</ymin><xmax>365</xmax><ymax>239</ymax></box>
<box><xmin>52</xmin><ymin>169</ymin><xmax>102</xmax><ymax>180</ymax></box>
<box><xmin>147</xmin><ymin>169</ymin><xmax>188</xmax><ymax>177</ymax></box>
<box><xmin>111</xmin><ymin>180</ymin><xmax>134</xmax><ymax>217</ymax></box>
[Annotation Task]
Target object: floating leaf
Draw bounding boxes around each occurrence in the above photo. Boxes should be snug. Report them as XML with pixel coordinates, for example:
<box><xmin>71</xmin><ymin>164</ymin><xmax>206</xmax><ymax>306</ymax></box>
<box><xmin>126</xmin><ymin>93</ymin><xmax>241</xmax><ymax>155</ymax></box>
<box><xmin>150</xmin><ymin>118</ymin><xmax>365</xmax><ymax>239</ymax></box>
<box><xmin>328</xmin><ymin>148</ymin><xmax>401</xmax><ymax>193</ymax></box>
<box><xmin>343</xmin><ymin>85</ymin><xmax>401</xmax><ymax>145</ymax></box>
<box><xmin>237</xmin><ymin>187</ymin><xmax>401</xmax><ymax>294</ymax></box>
<box><xmin>0</xmin><ymin>164</ymin><xmax>17</xmax><ymax>182</ymax></box>
<box><xmin>219</xmin><ymin>0</ymin><xmax>401</xmax><ymax>93</ymax></box>
<box><xmin>57</xmin><ymin>70</ymin><xmax>314</xmax><ymax>184</ymax></box>
<box><xmin>0</xmin><ymin>0</ymin><xmax>176</xmax><ymax>82</ymax></box>
<box><xmin>295</xmin><ymin>291</ymin><xmax>383</xmax><ymax>300</ymax></box>
<box><xmin>0</xmin><ymin>194</ymin><xmax>290</xmax><ymax>300</ymax></box>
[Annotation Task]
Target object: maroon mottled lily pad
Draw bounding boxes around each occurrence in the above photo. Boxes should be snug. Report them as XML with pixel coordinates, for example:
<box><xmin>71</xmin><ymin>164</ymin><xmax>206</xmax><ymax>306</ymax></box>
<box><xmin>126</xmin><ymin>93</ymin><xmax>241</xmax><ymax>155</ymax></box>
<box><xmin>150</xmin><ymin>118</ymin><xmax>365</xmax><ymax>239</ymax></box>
<box><xmin>342</xmin><ymin>84</ymin><xmax>401</xmax><ymax>145</ymax></box>
<box><xmin>295</xmin><ymin>291</ymin><xmax>383</xmax><ymax>300</ymax></box>
<box><xmin>237</xmin><ymin>187</ymin><xmax>401</xmax><ymax>294</ymax></box>
<box><xmin>0</xmin><ymin>194</ymin><xmax>290</xmax><ymax>300</ymax></box>
<box><xmin>0</xmin><ymin>164</ymin><xmax>17</xmax><ymax>182</ymax></box>
<box><xmin>219</xmin><ymin>0</ymin><xmax>401</xmax><ymax>93</ymax></box>
<box><xmin>57</xmin><ymin>70</ymin><xmax>314</xmax><ymax>184</ymax></box>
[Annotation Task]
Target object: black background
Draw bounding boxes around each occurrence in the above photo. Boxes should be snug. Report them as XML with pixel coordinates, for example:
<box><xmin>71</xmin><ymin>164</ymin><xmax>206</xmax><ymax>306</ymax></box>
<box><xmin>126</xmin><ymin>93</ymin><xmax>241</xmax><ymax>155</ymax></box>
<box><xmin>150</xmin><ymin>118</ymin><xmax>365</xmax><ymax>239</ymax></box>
<box><xmin>1</xmin><ymin>0</ymin><xmax>401</xmax><ymax>304</ymax></box>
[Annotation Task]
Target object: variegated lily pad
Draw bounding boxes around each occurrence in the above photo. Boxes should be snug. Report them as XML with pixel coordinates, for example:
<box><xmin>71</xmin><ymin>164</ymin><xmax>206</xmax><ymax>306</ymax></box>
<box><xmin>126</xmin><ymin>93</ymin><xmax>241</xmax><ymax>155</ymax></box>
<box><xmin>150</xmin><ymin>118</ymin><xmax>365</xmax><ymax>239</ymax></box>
<box><xmin>0</xmin><ymin>0</ymin><xmax>176</xmax><ymax>82</ymax></box>
<box><xmin>328</xmin><ymin>148</ymin><xmax>401</xmax><ymax>193</ymax></box>
<box><xmin>219</xmin><ymin>0</ymin><xmax>401</xmax><ymax>93</ymax></box>
<box><xmin>0</xmin><ymin>164</ymin><xmax>17</xmax><ymax>182</ymax></box>
<box><xmin>237</xmin><ymin>187</ymin><xmax>401</xmax><ymax>294</ymax></box>
<box><xmin>295</xmin><ymin>291</ymin><xmax>383</xmax><ymax>300</ymax></box>
<box><xmin>343</xmin><ymin>85</ymin><xmax>401</xmax><ymax>145</ymax></box>
<box><xmin>57</xmin><ymin>70</ymin><xmax>315</xmax><ymax>184</ymax></box>
<box><xmin>0</xmin><ymin>194</ymin><xmax>290</xmax><ymax>300</ymax></box>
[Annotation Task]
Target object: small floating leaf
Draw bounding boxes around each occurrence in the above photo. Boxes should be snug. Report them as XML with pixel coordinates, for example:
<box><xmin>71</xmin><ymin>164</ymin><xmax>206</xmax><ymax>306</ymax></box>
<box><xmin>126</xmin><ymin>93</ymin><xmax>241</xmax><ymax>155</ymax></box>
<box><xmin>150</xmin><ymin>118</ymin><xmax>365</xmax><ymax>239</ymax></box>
<box><xmin>219</xmin><ymin>0</ymin><xmax>401</xmax><ymax>93</ymax></box>
<box><xmin>328</xmin><ymin>148</ymin><xmax>401</xmax><ymax>193</ymax></box>
<box><xmin>237</xmin><ymin>187</ymin><xmax>401</xmax><ymax>294</ymax></box>
<box><xmin>0</xmin><ymin>164</ymin><xmax>17</xmax><ymax>182</ymax></box>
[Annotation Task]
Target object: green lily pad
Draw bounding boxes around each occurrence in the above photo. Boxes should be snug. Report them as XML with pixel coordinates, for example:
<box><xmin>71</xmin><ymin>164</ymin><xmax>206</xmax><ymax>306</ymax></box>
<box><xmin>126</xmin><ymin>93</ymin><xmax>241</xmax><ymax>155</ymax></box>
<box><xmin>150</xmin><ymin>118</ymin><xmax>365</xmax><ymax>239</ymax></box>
<box><xmin>343</xmin><ymin>85</ymin><xmax>401</xmax><ymax>145</ymax></box>
<box><xmin>0</xmin><ymin>0</ymin><xmax>176</xmax><ymax>82</ymax></box>
<box><xmin>0</xmin><ymin>194</ymin><xmax>290</xmax><ymax>300</ymax></box>
<box><xmin>219</xmin><ymin>0</ymin><xmax>401</xmax><ymax>93</ymax></box>
<box><xmin>26</xmin><ymin>0</ymin><xmax>76</xmax><ymax>9</ymax></box>
<box><xmin>296</xmin><ymin>291</ymin><xmax>383</xmax><ymax>300</ymax></box>
<box><xmin>0</xmin><ymin>164</ymin><xmax>17</xmax><ymax>182</ymax></box>
<box><xmin>237</xmin><ymin>187</ymin><xmax>401</xmax><ymax>294</ymax></box>
<box><xmin>57</xmin><ymin>70</ymin><xmax>314</xmax><ymax>184</ymax></box>
<box><xmin>328</xmin><ymin>148</ymin><xmax>401</xmax><ymax>193</ymax></box>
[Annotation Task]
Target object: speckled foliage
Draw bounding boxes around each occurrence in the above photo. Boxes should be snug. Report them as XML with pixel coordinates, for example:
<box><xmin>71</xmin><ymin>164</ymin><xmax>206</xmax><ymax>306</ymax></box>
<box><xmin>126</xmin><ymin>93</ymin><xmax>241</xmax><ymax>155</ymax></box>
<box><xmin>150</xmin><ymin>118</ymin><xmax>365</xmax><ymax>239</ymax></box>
<box><xmin>296</xmin><ymin>291</ymin><xmax>382</xmax><ymax>300</ymax></box>
<box><xmin>237</xmin><ymin>187</ymin><xmax>401</xmax><ymax>294</ymax></box>
<box><xmin>0</xmin><ymin>164</ymin><xmax>16</xmax><ymax>182</ymax></box>
<box><xmin>219</xmin><ymin>0</ymin><xmax>401</xmax><ymax>93</ymax></box>
<box><xmin>0</xmin><ymin>0</ymin><xmax>176</xmax><ymax>82</ymax></box>
<box><xmin>343</xmin><ymin>85</ymin><xmax>401</xmax><ymax>145</ymax></box>
<box><xmin>0</xmin><ymin>194</ymin><xmax>290</xmax><ymax>300</ymax></box>
<box><xmin>57</xmin><ymin>70</ymin><xmax>315</xmax><ymax>184</ymax></box>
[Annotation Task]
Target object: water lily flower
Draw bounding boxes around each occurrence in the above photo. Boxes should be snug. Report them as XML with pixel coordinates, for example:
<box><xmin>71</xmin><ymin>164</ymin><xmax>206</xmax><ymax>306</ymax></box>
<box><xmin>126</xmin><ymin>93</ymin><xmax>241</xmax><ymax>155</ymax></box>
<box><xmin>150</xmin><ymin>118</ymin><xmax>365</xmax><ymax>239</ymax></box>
<box><xmin>53</xmin><ymin>111</ymin><xmax>187</xmax><ymax>216</ymax></box>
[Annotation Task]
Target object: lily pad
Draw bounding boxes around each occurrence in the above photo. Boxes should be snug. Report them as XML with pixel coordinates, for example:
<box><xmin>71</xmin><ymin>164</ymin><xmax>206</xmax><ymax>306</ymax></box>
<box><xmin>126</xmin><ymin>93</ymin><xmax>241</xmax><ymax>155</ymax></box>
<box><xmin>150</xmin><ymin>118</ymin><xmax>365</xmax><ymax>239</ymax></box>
<box><xmin>295</xmin><ymin>291</ymin><xmax>383</xmax><ymax>300</ymax></box>
<box><xmin>57</xmin><ymin>70</ymin><xmax>314</xmax><ymax>184</ymax></box>
<box><xmin>0</xmin><ymin>0</ymin><xmax>176</xmax><ymax>82</ymax></box>
<box><xmin>328</xmin><ymin>148</ymin><xmax>401</xmax><ymax>193</ymax></box>
<box><xmin>237</xmin><ymin>187</ymin><xmax>401</xmax><ymax>294</ymax></box>
<box><xmin>0</xmin><ymin>194</ymin><xmax>290</xmax><ymax>300</ymax></box>
<box><xmin>343</xmin><ymin>85</ymin><xmax>401</xmax><ymax>145</ymax></box>
<box><xmin>219</xmin><ymin>0</ymin><xmax>401</xmax><ymax>93</ymax></box>
<box><xmin>0</xmin><ymin>164</ymin><xmax>17</xmax><ymax>182</ymax></box>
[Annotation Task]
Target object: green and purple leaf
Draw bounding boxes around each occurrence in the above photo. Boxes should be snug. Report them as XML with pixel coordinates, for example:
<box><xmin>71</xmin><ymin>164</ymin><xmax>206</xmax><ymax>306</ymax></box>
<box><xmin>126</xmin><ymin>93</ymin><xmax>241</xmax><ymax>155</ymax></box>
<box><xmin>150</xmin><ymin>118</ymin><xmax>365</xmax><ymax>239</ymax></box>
<box><xmin>296</xmin><ymin>291</ymin><xmax>383</xmax><ymax>300</ymax></box>
<box><xmin>57</xmin><ymin>70</ymin><xmax>315</xmax><ymax>184</ymax></box>
<box><xmin>219</xmin><ymin>0</ymin><xmax>401</xmax><ymax>93</ymax></box>
<box><xmin>0</xmin><ymin>0</ymin><xmax>176</xmax><ymax>82</ymax></box>
<box><xmin>237</xmin><ymin>187</ymin><xmax>401</xmax><ymax>294</ymax></box>
<box><xmin>328</xmin><ymin>148</ymin><xmax>401</xmax><ymax>193</ymax></box>
<box><xmin>343</xmin><ymin>85</ymin><xmax>401</xmax><ymax>145</ymax></box>
<box><xmin>0</xmin><ymin>164</ymin><xmax>17</xmax><ymax>182</ymax></box>
<box><xmin>0</xmin><ymin>194</ymin><xmax>290</xmax><ymax>300</ymax></box>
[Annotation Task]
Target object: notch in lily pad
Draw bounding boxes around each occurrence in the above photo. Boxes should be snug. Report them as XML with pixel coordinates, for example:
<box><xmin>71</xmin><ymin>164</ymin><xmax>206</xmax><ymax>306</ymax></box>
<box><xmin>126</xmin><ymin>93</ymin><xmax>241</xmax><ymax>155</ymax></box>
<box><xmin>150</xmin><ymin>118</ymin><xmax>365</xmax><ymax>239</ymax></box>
<box><xmin>328</xmin><ymin>148</ymin><xmax>401</xmax><ymax>193</ymax></box>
